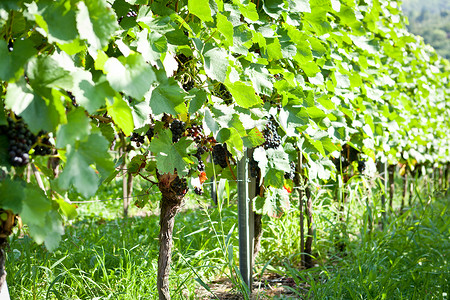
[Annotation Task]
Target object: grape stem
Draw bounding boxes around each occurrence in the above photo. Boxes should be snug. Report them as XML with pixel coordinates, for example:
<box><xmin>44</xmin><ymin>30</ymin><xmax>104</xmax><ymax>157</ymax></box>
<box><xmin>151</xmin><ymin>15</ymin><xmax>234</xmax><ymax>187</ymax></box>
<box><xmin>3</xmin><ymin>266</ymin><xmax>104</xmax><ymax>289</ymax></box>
<box><xmin>31</xmin><ymin>164</ymin><xmax>46</xmax><ymax>195</ymax></box>
<box><xmin>91</xmin><ymin>115</ymin><xmax>113</xmax><ymax>123</ymax></box>
<box><xmin>138</xmin><ymin>172</ymin><xmax>158</xmax><ymax>185</ymax></box>
<box><xmin>226</xmin><ymin>155</ymin><xmax>236</xmax><ymax>181</ymax></box>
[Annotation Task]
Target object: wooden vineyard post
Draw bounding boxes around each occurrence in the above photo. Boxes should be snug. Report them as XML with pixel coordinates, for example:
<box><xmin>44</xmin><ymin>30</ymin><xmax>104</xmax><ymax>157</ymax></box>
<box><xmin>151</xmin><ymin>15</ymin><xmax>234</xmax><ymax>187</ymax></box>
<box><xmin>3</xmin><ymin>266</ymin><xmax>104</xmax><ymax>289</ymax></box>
<box><xmin>237</xmin><ymin>148</ymin><xmax>255</xmax><ymax>291</ymax></box>
<box><xmin>253</xmin><ymin>152</ymin><xmax>263</xmax><ymax>262</ymax></box>
<box><xmin>335</xmin><ymin>172</ymin><xmax>347</xmax><ymax>252</ymax></box>
<box><xmin>381</xmin><ymin>162</ymin><xmax>388</xmax><ymax>228</ymax></box>
<box><xmin>294</xmin><ymin>151</ymin><xmax>305</xmax><ymax>266</ymax></box>
<box><xmin>401</xmin><ymin>170</ymin><xmax>408</xmax><ymax>213</ymax></box>
<box><xmin>409</xmin><ymin>168</ymin><xmax>417</xmax><ymax>207</ymax></box>
<box><xmin>444</xmin><ymin>163</ymin><xmax>450</xmax><ymax>189</ymax></box>
<box><xmin>304</xmin><ymin>186</ymin><xmax>313</xmax><ymax>268</ymax></box>
<box><xmin>388</xmin><ymin>164</ymin><xmax>395</xmax><ymax>210</ymax></box>
<box><xmin>119</xmin><ymin>132</ymin><xmax>132</xmax><ymax>218</ymax></box>
<box><xmin>124</xmin><ymin>172</ymin><xmax>133</xmax><ymax>217</ymax></box>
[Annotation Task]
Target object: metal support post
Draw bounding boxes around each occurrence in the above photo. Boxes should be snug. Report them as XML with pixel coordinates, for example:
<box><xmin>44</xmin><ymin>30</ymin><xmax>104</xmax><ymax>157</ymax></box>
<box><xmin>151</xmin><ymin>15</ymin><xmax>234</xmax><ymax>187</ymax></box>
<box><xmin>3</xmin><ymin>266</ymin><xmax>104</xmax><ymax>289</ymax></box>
<box><xmin>237</xmin><ymin>148</ymin><xmax>254</xmax><ymax>291</ymax></box>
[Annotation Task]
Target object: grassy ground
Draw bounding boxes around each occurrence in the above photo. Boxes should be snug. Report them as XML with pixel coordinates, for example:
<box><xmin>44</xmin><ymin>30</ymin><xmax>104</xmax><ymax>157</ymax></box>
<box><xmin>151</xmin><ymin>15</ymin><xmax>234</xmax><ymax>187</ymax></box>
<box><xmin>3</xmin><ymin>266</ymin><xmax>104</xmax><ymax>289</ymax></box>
<box><xmin>5</xmin><ymin>175</ymin><xmax>450</xmax><ymax>299</ymax></box>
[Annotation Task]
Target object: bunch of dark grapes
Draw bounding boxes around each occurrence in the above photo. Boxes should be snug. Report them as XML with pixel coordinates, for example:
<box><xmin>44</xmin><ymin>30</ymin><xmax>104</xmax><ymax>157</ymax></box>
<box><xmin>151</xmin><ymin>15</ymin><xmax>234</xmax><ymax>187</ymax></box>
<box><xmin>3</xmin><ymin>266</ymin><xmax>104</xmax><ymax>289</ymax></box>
<box><xmin>146</xmin><ymin>127</ymin><xmax>154</xmax><ymax>142</ymax></box>
<box><xmin>171</xmin><ymin>176</ymin><xmax>188</xmax><ymax>196</ymax></box>
<box><xmin>66</xmin><ymin>91</ymin><xmax>78</xmax><ymax>107</ymax></box>
<box><xmin>274</xmin><ymin>73</ymin><xmax>284</xmax><ymax>81</ymax></box>
<box><xmin>212</xmin><ymin>143</ymin><xmax>231</xmax><ymax>168</ymax></box>
<box><xmin>118</xmin><ymin>9</ymin><xmax>137</xmax><ymax>23</ymax></box>
<box><xmin>170</xmin><ymin>119</ymin><xmax>185</xmax><ymax>143</ymax></box>
<box><xmin>4</xmin><ymin>117</ymin><xmax>34</xmax><ymax>167</ymax></box>
<box><xmin>249</xmin><ymin>156</ymin><xmax>260</xmax><ymax>178</ymax></box>
<box><xmin>130</xmin><ymin>132</ymin><xmax>145</xmax><ymax>147</ymax></box>
<box><xmin>126</xmin><ymin>9</ymin><xmax>137</xmax><ymax>17</ymax></box>
<box><xmin>262</xmin><ymin>117</ymin><xmax>281</xmax><ymax>149</ymax></box>
<box><xmin>284</xmin><ymin>161</ymin><xmax>296</xmax><ymax>180</ymax></box>
<box><xmin>186</xmin><ymin>124</ymin><xmax>204</xmax><ymax>144</ymax></box>
<box><xmin>357</xmin><ymin>160</ymin><xmax>366</xmax><ymax>173</ymax></box>
<box><xmin>33</xmin><ymin>132</ymin><xmax>53</xmax><ymax>156</ymax></box>
<box><xmin>194</xmin><ymin>146</ymin><xmax>206</xmax><ymax>172</ymax></box>
<box><xmin>194</xmin><ymin>187</ymin><xmax>203</xmax><ymax>195</ymax></box>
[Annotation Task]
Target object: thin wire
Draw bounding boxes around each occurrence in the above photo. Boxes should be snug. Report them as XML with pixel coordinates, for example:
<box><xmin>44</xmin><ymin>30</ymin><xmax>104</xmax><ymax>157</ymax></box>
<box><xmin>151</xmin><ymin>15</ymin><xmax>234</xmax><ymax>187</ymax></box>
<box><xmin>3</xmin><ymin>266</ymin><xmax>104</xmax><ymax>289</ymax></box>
<box><xmin>70</xmin><ymin>193</ymin><xmax>157</xmax><ymax>204</ymax></box>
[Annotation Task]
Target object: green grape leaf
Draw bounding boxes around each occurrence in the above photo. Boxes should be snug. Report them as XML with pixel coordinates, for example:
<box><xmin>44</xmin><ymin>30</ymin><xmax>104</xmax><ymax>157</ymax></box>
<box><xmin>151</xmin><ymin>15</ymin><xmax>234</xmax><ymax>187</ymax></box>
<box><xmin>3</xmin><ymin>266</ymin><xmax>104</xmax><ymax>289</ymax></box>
<box><xmin>149</xmin><ymin>129</ymin><xmax>195</xmax><ymax>176</ymax></box>
<box><xmin>127</xmin><ymin>154</ymin><xmax>147</xmax><ymax>174</ymax></box>
<box><xmin>287</xmin><ymin>0</ymin><xmax>311</xmax><ymax>13</ymax></box>
<box><xmin>58</xmin><ymin>147</ymin><xmax>99</xmax><ymax>198</ymax></box>
<box><xmin>266</xmin><ymin>38</ymin><xmax>283</xmax><ymax>61</ymax></box>
<box><xmin>0</xmin><ymin>177</ymin><xmax>24</xmax><ymax>213</ymax></box>
<box><xmin>17</xmin><ymin>184</ymin><xmax>64</xmax><ymax>251</ymax></box>
<box><xmin>224</xmin><ymin>81</ymin><xmax>262</xmax><ymax>108</ymax></box>
<box><xmin>150</xmin><ymin>78</ymin><xmax>187</xmax><ymax>115</ymax></box>
<box><xmin>76</xmin><ymin>0</ymin><xmax>119</xmax><ymax>50</ymax></box>
<box><xmin>21</xmin><ymin>185</ymin><xmax>52</xmax><ymax>228</ymax></box>
<box><xmin>238</xmin><ymin>2</ymin><xmax>259</xmax><ymax>21</ymax></box>
<box><xmin>203</xmin><ymin>47</ymin><xmax>229</xmax><ymax>83</ymax></box>
<box><xmin>0</xmin><ymin>131</ymin><xmax>9</xmax><ymax>166</ymax></box>
<box><xmin>216</xmin><ymin>13</ymin><xmax>234</xmax><ymax>46</ymax></box>
<box><xmin>253</xmin><ymin>147</ymin><xmax>290</xmax><ymax>188</ymax></box>
<box><xmin>104</xmin><ymin>54</ymin><xmax>156</xmax><ymax>100</ymax></box>
<box><xmin>242</xmin><ymin>128</ymin><xmax>265</xmax><ymax>149</ymax></box>
<box><xmin>334</xmin><ymin>71</ymin><xmax>351</xmax><ymax>89</ymax></box>
<box><xmin>136</xmin><ymin>29</ymin><xmax>167</xmax><ymax>63</ymax></box>
<box><xmin>131</xmin><ymin>98</ymin><xmax>152</xmax><ymax>129</ymax></box>
<box><xmin>216</xmin><ymin>128</ymin><xmax>244</xmax><ymax>158</ymax></box>
<box><xmin>27</xmin><ymin>55</ymin><xmax>74</xmax><ymax>91</ymax></box>
<box><xmin>188</xmin><ymin>0</ymin><xmax>212</xmax><ymax>22</ymax></box>
<box><xmin>308</xmin><ymin>158</ymin><xmax>332</xmax><ymax>180</ymax></box>
<box><xmin>0</xmin><ymin>176</ymin><xmax>62</xmax><ymax>251</ymax></box>
<box><xmin>58</xmin><ymin>133</ymin><xmax>114</xmax><ymax>197</ymax></box>
<box><xmin>188</xmin><ymin>88</ymin><xmax>207</xmax><ymax>115</ymax></box>
<box><xmin>263</xmin><ymin>0</ymin><xmax>286</xmax><ymax>19</ymax></box>
<box><xmin>5</xmin><ymin>79</ymin><xmax>64</xmax><ymax>134</ymax></box>
<box><xmin>231</xmin><ymin>25</ymin><xmax>253</xmax><ymax>55</ymax></box>
<box><xmin>0</xmin><ymin>39</ymin><xmax>37</xmax><ymax>81</ymax></box>
<box><xmin>56</xmin><ymin>108</ymin><xmax>91</xmax><ymax>148</ymax></box>
<box><xmin>78</xmin><ymin>133</ymin><xmax>115</xmax><ymax>178</ymax></box>
<box><xmin>253</xmin><ymin>187</ymin><xmax>289</xmax><ymax>217</ymax></box>
<box><xmin>55</xmin><ymin>197</ymin><xmax>78</xmax><ymax>220</ymax></box>
<box><xmin>73</xmin><ymin>78</ymin><xmax>114</xmax><ymax>114</ymax></box>
<box><xmin>265</xmin><ymin>168</ymin><xmax>285</xmax><ymax>188</ymax></box>
<box><xmin>28</xmin><ymin>210</ymin><xmax>64</xmax><ymax>251</ymax></box>
<box><xmin>107</xmin><ymin>95</ymin><xmax>134</xmax><ymax>136</ymax></box>
<box><xmin>247</xmin><ymin>64</ymin><xmax>273</xmax><ymax>96</ymax></box>
<box><xmin>266</xmin><ymin>148</ymin><xmax>291</xmax><ymax>187</ymax></box>
<box><xmin>99</xmin><ymin>122</ymin><xmax>116</xmax><ymax>144</ymax></box>
<box><xmin>32</xmin><ymin>0</ymin><xmax>78</xmax><ymax>44</ymax></box>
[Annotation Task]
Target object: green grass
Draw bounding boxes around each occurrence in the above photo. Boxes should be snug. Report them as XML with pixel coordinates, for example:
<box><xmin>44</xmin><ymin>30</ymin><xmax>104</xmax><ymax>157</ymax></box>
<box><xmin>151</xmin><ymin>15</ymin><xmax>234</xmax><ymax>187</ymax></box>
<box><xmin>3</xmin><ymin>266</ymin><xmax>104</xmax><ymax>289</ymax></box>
<box><xmin>7</xmin><ymin>195</ymin><xmax>242</xmax><ymax>299</ymax></box>
<box><xmin>280</xmin><ymin>190</ymin><xmax>450</xmax><ymax>299</ymax></box>
<box><xmin>5</xmin><ymin>174</ymin><xmax>450</xmax><ymax>299</ymax></box>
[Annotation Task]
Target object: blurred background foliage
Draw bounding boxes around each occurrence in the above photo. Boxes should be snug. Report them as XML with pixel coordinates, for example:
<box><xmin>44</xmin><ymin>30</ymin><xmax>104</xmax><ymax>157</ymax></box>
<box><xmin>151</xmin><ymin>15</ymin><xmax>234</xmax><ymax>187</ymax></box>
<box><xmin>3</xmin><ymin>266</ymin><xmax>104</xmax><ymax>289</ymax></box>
<box><xmin>402</xmin><ymin>0</ymin><xmax>450</xmax><ymax>59</ymax></box>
